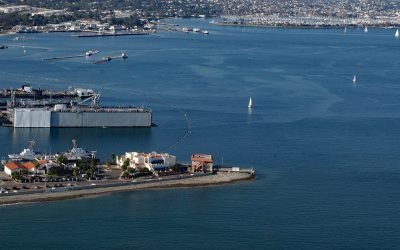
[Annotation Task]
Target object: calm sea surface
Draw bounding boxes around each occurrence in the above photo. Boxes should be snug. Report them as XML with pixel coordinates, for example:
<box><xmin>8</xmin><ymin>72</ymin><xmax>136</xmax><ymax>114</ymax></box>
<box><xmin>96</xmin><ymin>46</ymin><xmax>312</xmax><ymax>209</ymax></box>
<box><xmin>1</xmin><ymin>19</ymin><xmax>400</xmax><ymax>249</ymax></box>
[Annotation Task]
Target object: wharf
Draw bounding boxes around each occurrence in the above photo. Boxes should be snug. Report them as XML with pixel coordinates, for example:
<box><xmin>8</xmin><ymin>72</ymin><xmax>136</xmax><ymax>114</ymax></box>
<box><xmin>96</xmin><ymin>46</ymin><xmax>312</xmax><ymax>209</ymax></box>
<box><xmin>216</xmin><ymin>167</ymin><xmax>255</xmax><ymax>175</ymax></box>
<box><xmin>0</xmin><ymin>171</ymin><xmax>255</xmax><ymax>205</ymax></box>
<box><xmin>43</xmin><ymin>50</ymin><xmax>99</xmax><ymax>61</ymax></box>
<box><xmin>73</xmin><ymin>32</ymin><xmax>149</xmax><ymax>38</ymax></box>
<box><xmin>94</xmin><ymin>54</ymin><xmax>127</xmax><ymax>64</ymax></box>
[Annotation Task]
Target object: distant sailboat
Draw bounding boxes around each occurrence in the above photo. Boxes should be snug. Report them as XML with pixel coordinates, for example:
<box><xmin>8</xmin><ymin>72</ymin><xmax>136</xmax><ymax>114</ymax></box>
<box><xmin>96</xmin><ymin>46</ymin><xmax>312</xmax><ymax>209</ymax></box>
<box><xmin>344</xmin><ymin>27</ymin><xmax>347</xmax><ymax>33</ymax></box>
<box><xmin>395</xmin><ymin>29</ymin><xmax>399</xmax><ymax>38</ymax></box>
<box><xmin>353</xmin><ymin>75</ymin><xmax>357</xmax><ymax>84</ymax></box>
<box><xmin>364</xmin><ymin>26</ymin><xmax>368</xmax><ymax>33</ymax></box>
<box><xmin>248</xmin><ymin>97</ymin><xmax>253</xmax><ymax>109</ymax></box>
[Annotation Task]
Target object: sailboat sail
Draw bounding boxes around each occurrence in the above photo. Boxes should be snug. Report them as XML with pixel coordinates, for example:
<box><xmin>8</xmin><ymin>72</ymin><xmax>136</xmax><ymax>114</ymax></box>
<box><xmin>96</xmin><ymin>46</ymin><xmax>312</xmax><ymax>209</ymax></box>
<box><xmin>395</xmin><ymin>29</ymin><xmax>399</xmax><ymax>38</ymax></box>
<box><xmin>248</xmin><ymin>97</ymin><xmax>253</xmax><ymax>108</ymax></box>
<box><xmin>364</xmin><ymin>26</ymin><xmax>368</xmax><ymax>32</ymax></box>
<box><xmin>353</xmin><ymin>75</ymin><xmax>356</xmax><ymax>83</ymax></box>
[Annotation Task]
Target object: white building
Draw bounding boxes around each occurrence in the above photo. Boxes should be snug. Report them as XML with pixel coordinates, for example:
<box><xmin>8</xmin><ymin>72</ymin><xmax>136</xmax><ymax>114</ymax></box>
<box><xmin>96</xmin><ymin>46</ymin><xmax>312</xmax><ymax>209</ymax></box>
<box><xmin>0</xmin><ymin>5</ymin><xmax>32</xmax><ymax>14</ymax></box>
<box><xmin>116</xmin><ymin>151</ymin><xmax>176</xmax><ymax>171</ymax></box>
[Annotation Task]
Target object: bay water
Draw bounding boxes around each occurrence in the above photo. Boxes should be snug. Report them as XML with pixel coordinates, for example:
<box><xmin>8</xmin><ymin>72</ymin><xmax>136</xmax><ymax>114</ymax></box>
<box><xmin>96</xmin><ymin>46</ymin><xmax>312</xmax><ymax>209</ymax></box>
<box><xmin>0</xmin><ymin>19</ymin><xmax>400</xmax><ymax>248</ymax></box>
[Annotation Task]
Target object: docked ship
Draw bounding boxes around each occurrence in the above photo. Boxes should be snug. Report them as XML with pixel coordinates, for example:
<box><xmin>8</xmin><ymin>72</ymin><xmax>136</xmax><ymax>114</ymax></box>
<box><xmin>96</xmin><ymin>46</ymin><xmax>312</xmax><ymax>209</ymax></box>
<box><xmin>0</xmin><ymin>84</ymin><xmax>95</xmax><ymax>99</ymax></box>
<box><xmin>5</xmin><ymin>92</ymin><xmax>152</xmax><ymax>128</ymax></box>
<box><xmin>60</xmin><ymin>139</ymin><xmax>96</xmax><ymax>161</ymax></box>
<box><xmin>8</xmin><ymin>140</ymin><xmax>42</xmax><ymax>161</ymax></box>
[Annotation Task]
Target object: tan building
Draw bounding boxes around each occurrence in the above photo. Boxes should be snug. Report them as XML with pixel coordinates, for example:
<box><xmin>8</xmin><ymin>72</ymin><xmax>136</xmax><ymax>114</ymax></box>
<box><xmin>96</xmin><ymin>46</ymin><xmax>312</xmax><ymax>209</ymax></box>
<box><xmin>191</xmin><ymin>154</ymin><xmax>213</xmax><ymax>173</ymax></box>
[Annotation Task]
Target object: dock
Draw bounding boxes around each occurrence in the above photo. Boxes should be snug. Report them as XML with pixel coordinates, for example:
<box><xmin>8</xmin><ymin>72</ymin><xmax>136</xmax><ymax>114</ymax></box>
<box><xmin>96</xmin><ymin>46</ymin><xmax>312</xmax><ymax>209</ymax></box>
<box><xmin>216</xmin><ymin>167</ymin><xmax>255</xmax><ymax>175</ymax></box>
<box><xmin>73</xmin><ymin>32</ymin><xmax>149</xmax><ymax>38</ymax></box>
<box><xmin>94</xmin><ymin>53</ymin><xmax>128</xmax><ymax>64</ymax></box>
<box><xmin>43</xmin><ymin>50</ymin><xmax>100</xmax><ymax>61</ymax></box>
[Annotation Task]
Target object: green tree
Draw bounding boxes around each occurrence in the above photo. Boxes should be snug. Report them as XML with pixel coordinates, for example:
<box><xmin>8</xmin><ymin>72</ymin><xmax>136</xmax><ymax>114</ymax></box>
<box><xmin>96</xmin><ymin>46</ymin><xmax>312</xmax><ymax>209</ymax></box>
<box><xmin>72</xmin><ymin>168</ymin><xmax>79</xmax><ymax>176</ymax></box>
<box><xmin>56</xmin><ymin>155</ymin><xmax>68</xmax><ymax>166</ymax></box>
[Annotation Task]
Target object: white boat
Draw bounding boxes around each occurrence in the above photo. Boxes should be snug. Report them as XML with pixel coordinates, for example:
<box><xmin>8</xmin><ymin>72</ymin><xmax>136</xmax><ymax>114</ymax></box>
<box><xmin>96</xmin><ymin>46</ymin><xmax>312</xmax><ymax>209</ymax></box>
<box><xmin>248</xmin><ymin>97</ymin><xmax>253</xmax><ymax>109</ymax></box>
<box><xmin>85</xmin><ymin>50</ymin><xmax>99</xmax><ymax>56</ymax></box>
<box><xmin>353</xmin><ymin>75</ymin><xmax>357</xmax><ymax>84</ymax></box>
<box><xmin>202</xmin><ymin>30</ymin><xmax>209</xmax><ymax>35</ymax></box>
<box><xmin>364</xmin><ymin>26</ymin><xmax>368</xmax><ymax>33</ymax></box>
<box><xmin>395</xmin><ymin>29</ymin><xmax>399</xmax><ymax>38</ymax></box>
<box><xmin>8</xmin><ymin>140</ymin><xmax>42</xmax><ymax>160</ymax></box>
<box><xmin>121</xmin><ymin>52</ymin><xmax>128</xmax><ymax>59</ymax></box>
<box><xmin>193</xmin><ymin>28</ymin><xmax>200</xmax><ymax>32</ymax></box>
<box><xmin>344</xmin><ymin>27</ymin><xmax>347</xmax><ymax>33</ymax></box>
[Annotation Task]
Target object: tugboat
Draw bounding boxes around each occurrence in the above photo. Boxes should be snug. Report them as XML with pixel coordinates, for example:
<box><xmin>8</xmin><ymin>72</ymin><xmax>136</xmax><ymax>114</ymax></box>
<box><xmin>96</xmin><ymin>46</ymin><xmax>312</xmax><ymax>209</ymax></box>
<box><xmin>8</xmin><ymin>140</ymin><xmax>42</xmax><ymax>161</ymax></box>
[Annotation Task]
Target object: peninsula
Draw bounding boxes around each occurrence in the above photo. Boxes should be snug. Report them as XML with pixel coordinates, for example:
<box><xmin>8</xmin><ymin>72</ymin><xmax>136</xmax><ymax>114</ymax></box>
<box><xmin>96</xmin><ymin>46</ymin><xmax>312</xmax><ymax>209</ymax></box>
<box><xmin>0</xmin><ymin>171</ymin><xmax>254</xmax><ymax>206</ymax></box>
<box><xmin>1</xmin><ymin>143</ymin><xmax>255</xmax><ymax>206</ymax></box>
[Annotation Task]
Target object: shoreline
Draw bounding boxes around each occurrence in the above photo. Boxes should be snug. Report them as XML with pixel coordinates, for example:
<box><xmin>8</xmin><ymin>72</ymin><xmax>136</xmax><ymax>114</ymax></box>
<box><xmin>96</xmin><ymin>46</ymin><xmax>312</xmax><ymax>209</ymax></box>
<box><xmin>211</xmin><ymin>22</ymin><xmax>400</xmax><ymax>29</ymax></box>
<box><xmin>0</xmin><ymin>172</ymin><xmax>254</xmax><ymax>206</ymax></box>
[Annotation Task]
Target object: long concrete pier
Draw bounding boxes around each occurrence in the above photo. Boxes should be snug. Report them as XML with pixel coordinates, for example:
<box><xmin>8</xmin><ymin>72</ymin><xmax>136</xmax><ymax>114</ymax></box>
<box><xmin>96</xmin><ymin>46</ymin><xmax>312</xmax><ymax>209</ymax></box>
<box><xmin>73</xmin><ymin>32</ymin><xmax>149</xmax><ymax>38</ymax></box>
<box><xmin>43</xmin><ymin>50</ymin><xmax>100</xmax><ymax>61</ymax></box>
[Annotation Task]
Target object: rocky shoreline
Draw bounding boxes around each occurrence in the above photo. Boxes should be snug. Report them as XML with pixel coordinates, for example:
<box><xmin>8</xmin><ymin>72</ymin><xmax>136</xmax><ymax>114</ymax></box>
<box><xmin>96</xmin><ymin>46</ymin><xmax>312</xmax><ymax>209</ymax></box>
<box><xmin>0</xmin><ymin>172</ymin><xmax>254</xmax><ymax>206</ymax></box>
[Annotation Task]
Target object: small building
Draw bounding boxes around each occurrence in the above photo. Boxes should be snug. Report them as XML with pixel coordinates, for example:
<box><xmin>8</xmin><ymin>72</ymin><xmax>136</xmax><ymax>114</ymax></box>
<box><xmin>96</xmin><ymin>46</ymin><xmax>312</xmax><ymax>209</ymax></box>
<box><xmin>109</xmin><ymin>25</ymin><xmax>125</xmax><ymax>33</ymax></box>
<box><xmin>23</xmin><ymin>159</ymin><xmax>47</xmax><ymax>174</ymax></box>
<box><xmin>36</xmin><ymin>161</ymin><xmax>59</xmax><ymax>175</ymax></box>
<box><xmin>4</xmin><ymin>162</ymin><xmax>24</xmax><ymax>176</ymax></box>
<box><xmin>191</xmin><ymin>154</ymin><xmax>213</xmax><ymax>173</ymax></box>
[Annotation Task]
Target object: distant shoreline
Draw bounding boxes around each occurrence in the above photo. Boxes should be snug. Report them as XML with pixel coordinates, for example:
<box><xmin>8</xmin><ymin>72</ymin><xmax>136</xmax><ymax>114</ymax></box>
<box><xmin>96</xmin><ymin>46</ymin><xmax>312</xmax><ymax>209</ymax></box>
<box><xmin>0</xmin><ymin>172</ymin><xmax>254</xmax><ymax>206</ymax></box>
<box><xmin>211</xmin><ymin>22</ymin><xmax>400</xmax><ymax>29</ymax></box>
<box><xmin>0</xmin><ymin>31</ymin><xmax>15</xmax><ymax>36</ymax></box>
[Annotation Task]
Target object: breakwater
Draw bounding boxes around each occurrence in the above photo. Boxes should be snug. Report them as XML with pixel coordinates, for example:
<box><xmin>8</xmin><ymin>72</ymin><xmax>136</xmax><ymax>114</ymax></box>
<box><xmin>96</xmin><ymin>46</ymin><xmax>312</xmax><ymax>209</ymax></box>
<box><xmin>0</xmin><ymin>171</ymin><xmax>254</xmax><ymax>206</ymax></box>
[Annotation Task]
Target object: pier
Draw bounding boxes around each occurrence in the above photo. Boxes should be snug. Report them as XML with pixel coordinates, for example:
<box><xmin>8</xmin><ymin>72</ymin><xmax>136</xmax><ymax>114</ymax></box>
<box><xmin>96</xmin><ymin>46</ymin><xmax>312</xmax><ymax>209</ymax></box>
<box><xmin>73</xmin><ymin>32</ymin><xmax>149</xmax><ymax>38</ymax></box>
<box><xmin>216</xmin><ymin>167</ymin><xmax>255</xmax><ymax>175</ymax></box>
<box><xmin>94</xmin><ymin>53</ymin><xmax>128</xmax><ymax>64</ymax></box>
<box><xmin>43</xmin><ymin>50</ymin><xmax>100</xmax><ymax>61</ymax></box>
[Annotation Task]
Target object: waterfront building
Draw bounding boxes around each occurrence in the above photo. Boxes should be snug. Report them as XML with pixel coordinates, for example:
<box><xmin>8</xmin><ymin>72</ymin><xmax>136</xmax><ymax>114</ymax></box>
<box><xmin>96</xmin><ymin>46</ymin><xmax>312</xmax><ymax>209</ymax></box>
<box><xmin>191</xmin><ymin>154</ymin><xmax>213</xmax><ymax>173</ymax></box>
<box><xmin>4</xmin><ymin>162</ymin><xmax>24</xmax><ymax>176</ymax></box>
<box><xmin>22</xmin><ymin>160</ymin><xmax>47</xmax><ymax>174</ymax></box>
<box><xmin>3</xmin><ymin>159</ymin><xmax>59</xmax><ymax>176</ymax></box>
<box><xmin>116</xmin><ymin>151</ymin><xmax>176</xmax><ymax>171</ymax></box>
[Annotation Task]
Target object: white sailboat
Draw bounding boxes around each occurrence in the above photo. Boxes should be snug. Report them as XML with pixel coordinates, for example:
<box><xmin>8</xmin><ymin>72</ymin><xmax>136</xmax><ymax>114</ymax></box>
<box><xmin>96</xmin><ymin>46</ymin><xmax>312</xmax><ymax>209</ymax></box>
<box><xmin>364</xmin><ymin>26</ymin><xmax>368</xmax><ymax>33</ymax></box>
<box><xmin>344</xmin><ymin>27</ymin><xmax>347</xmax><ymax>33</ymax></box>
<box><xmin>353</xmin><ymin>75</ymin><xmax>357</xmax><ymax>84</ymax></box>
<box><xmin>248</xmin><ymin>97</ymin><xmax>253</xmax><ymax>109</ymax></box>
<box><xmin>395</xmin><ymin>29</ymin><xmax>399</xmax><ymax>38</ymax></box>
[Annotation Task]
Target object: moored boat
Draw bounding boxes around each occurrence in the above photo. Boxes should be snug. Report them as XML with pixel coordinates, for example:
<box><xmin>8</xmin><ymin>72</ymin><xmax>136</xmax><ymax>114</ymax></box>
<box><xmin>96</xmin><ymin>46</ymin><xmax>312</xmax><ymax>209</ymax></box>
<box><xmin>8</xmin><ymin>140</ymin><xmax>42</xmax><ymax>161</ymax></box>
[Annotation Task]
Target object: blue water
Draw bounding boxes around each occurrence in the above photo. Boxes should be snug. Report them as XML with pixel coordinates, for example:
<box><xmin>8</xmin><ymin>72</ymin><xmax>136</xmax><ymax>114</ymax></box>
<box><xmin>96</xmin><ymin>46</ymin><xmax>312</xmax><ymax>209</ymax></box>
<box><xmin>1</xmin><ymin>20</ymin><xmax>400</xmax><ymax>249</ymax></box>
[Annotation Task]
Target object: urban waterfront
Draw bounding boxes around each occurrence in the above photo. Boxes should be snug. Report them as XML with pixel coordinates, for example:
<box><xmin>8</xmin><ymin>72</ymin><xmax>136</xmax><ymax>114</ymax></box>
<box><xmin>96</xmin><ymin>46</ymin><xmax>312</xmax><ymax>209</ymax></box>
<box><xmin>1</xmin><ymin>19</ymin><xmax>400</xmax><ymax>248</ymax></box>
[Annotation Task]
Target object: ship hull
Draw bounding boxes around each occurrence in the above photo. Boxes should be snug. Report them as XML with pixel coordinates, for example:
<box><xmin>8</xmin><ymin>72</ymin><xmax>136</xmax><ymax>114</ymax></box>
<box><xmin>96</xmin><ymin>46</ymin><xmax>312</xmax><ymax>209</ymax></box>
<box><xmin>11</xmin><ymin>109</ymin><xmax>152</xmax><ymax>128</ymax></box>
